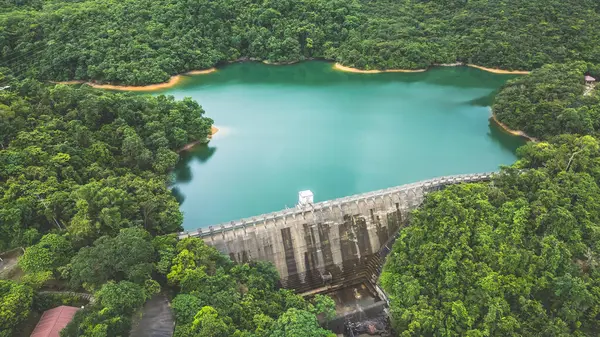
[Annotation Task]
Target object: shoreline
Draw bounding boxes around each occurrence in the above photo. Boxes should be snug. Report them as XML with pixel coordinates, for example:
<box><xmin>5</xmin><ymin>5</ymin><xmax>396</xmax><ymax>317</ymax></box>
<box><xmin>178</xmin><ymin>126</ymin><xmax>219</xmax><ymax>153</ymax></box>
<box><xmin>54</xmin><ymin>60</ymin><xmax>531</xmax><ymax>92</ymax></box>
<box><xmin>55</xmin><ymin>68</ymin><xmax>217</xmax><ymax>91</ymax></box>
<box><xmin>334</xmin><ymin>62</ymin><xmax>530</xmax><ymax>75</ymax></box>
<box><xmin>333</xmin><ymin>63</ymin><xmax>426</xmax><ymax>73</ymax></box>
<box><xmin>490</xmin><ymin>111</ymin><xmax>536</xmax><ymax>142</ymax></box>
<box><xmin>466</xmin><ymin>64</ymin><xmax>530</xmax><ymax>75</ymax></box>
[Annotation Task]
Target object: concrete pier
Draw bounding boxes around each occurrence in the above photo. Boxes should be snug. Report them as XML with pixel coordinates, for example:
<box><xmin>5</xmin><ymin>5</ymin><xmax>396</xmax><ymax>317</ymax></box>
<box><xmin>179</xmin><ymin>172</ymin><xmax>494</xmax><ymax>288</ymax></box>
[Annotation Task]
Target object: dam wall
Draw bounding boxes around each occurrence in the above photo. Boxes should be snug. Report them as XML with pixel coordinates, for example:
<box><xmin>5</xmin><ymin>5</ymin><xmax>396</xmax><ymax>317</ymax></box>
<box><xmin>179</xmin><ymin>173</ymin><xmax>494</xmax><ymax>288</ymax></box>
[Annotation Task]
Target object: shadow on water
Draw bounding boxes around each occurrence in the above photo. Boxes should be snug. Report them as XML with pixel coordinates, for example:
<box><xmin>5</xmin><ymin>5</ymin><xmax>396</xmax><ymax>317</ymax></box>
<box><xmin>171</xmin><ymin>187</ymin><xmax>185</xmax><ymax>205</ymax></box>
<box><xmin>487</xmin><ymin>118</ymin><xmax>528</xmax><ymax>153</ymax></box>
<box><xmin>174</xmin><ymin>145</ymin><xmax>217</xmax><ymax>184</ymax></box>
<box><xmin>467</xmin><ymin>91</ymin><xmax>499</xmax><ymax>107</ymax></box>
<box><xmin>158</xmin><ymin>61</ymin><xmax>524</xmax><ymax>92</ymax></box>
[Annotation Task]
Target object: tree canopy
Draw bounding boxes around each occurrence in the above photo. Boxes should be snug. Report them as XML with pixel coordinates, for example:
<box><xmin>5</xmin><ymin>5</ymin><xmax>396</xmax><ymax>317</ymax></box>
<box><xmin>2</xmin><ymin>0</ymin><xmax>600</xmax><ymax>84</ymax></box>
<box><xmin>381</xmin><ymin>134</ymin><xmax>600</xmax><ymax>336</ymax></box>
<box><xmin>494</xmin><ymin>63</ymin><xmax>600</xmax><ymax>140</ymax></box>
<box><xmin>19</xmin><ymin>233</ymin><xmax>72</xmax><ymax>274</ymax></box>
<box><xmin>68</xmin><ymin>227</ymin><xmax>156</xmax><ymax>291</ymax></box>
<box><xmin>0</xmin><ymin>280</ymin><xmax>34</xmax><ymax>337</ymax></box>
<box><xmin>164</xmin><ymin>237</ymin><xmax>336</xmax><ymax>337</ymax></box>
<box><xmin>0</xmin><ymin>75</ymin><xmax>212</xmax><ymax>251</ymax></box>
<box><xmin>0</xmin><ymin>74</ymin><xmax>334</xmax><ymax>336</ymax></box>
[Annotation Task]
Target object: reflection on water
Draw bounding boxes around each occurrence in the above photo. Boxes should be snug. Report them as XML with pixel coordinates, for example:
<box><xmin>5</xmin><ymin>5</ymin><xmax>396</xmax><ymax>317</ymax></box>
<box><xmin>151</xmin><ymin>61</ymin><xmax>522</xmax><ymax>92</ymax></box>
<box><xmin>170</xmin><ymin>187</ymin><xmax>185</xmax><ymax>205</ymax></box>
<box><xmin>487</xmin><ymin>117</ymin><xmax>527</xmax><ymax>153</ymax></box>
<box><xmin>467</xmin><ymin>91</ymin><xmax>499</xmax><ymax>107</ymax></box>
<box><xmin>175</xmin><ymin>145</ymin><xmax>217</xmax><ymax>184</ymax></box>
<box><xmin>162</xmin><ymin>62</ymin><xmax>527</xmax><ymax>229</ymax></box>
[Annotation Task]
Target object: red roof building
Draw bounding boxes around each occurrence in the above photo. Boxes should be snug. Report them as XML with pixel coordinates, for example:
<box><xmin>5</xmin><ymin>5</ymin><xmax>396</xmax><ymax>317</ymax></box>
<box><xmin>30</xmin><ymin>306</ymin><xmax>80</xmax><ymax>337</ymax></box>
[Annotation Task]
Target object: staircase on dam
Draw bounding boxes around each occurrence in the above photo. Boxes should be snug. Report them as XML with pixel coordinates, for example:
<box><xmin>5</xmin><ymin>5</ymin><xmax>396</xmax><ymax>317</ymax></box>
<box><xmin>179</xmin><ymin>172</ymin><xmax>495</xmax><ymax>291</ymax></box>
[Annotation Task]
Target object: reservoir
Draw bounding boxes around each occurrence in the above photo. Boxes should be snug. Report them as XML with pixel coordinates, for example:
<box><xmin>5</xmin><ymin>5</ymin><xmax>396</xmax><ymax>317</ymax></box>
<box><xmin>157</xmin><ymin>62</ymin><xmax>526</xmax><ymax>230</ymax></box>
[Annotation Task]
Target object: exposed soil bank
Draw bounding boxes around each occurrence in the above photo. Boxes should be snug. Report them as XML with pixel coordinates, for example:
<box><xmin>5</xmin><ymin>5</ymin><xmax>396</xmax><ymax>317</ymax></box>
<box><xmin>56</xmin><ymin>61</ymin><xmax>530</xmax><ymax>91</ymax></box>
<box><xmin>467</xmin><ymin>64</ymin><xmax>530</xmax><ymax>75</ymax></box>
<box><xmin>178</xmin><ymin>126</ymin><xmax>219</xmax><ymax>153</ymax></box>
<box><xmin>262</xmin><ymin>60</ymin><xmax>300</xmax><ymax>65</ymax></box>
<box><xmin>56</xmin><ymin>68</ymin><xmax>217</xmax><ymax>91</ymax></box>
<box><xmin>210</xmin><ymin>126</ymin><xmax>219</xmax><ymax>137</ymax></box>
<box><xmin>334</xmin><ymin>62</ymin><xmax>531</xmax><ymax>75</ymax></box>
<box><xmin>333</xmin><ymin>63</ymin><xmax>426</xmax><ymax>73</ymax></box>
<box><xmin>491</xmin><ymin>111</ymin><xmax>536</xmax><ymax>142</ymax></box>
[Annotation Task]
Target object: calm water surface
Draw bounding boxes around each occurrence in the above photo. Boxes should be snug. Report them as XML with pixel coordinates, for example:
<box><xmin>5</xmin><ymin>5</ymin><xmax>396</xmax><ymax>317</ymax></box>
<box><xmin>155</xmin><ymin>62</ymin><xmax>526</xmax><ymax>230</ymax></box>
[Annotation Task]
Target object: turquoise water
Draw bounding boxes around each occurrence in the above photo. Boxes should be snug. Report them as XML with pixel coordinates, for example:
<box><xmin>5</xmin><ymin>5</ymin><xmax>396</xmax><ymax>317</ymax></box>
<box><xmin>158</xmin><ymin>62</ymin><xmax>525</xmax><ymax>230</ymax></box>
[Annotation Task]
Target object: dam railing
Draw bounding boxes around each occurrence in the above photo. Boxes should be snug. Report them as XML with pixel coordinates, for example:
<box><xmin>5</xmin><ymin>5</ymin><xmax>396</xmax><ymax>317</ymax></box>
<box><xmin>179</xmin><ymin>172</ymin><xmax>495</xmax><ymax>239</ymax></box>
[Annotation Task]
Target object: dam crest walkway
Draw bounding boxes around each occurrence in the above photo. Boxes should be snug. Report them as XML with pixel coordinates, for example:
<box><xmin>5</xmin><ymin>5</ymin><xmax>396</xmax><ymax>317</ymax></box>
<box><xmin>178</xmin><ymin>172</ymin><xmax>495</xmax><ymax>290</ymax></box>
<box><xmin>180</xmin><ymin>172</ymin><xmax>494</xmax><ymax>239</ymax></box>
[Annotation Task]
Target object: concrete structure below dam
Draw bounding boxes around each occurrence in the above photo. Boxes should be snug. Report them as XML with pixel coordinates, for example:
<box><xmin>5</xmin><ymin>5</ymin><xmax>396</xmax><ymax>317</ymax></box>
<box><xmin>179</xmin><ymin>172</ymin><xmax>494</xmax><ymax>290</ymax></box>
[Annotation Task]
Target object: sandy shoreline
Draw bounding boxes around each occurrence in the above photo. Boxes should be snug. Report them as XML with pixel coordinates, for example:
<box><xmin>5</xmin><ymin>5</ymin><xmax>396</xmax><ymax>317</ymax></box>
<box><xmin>334</xmin><ymin>62</ymin><xmax>530</xmax><ymax>75</ymax></box>
<box><xmin>466</xmin><ymin>64</ymin><xmax>530</xmax><ymax>75</ymax></box>
<box><xmin>178</xmin><ymin>126</ymin><xmax>219</xmax><ymax>152</ymax></box>
<box><xmin>210</xmin><ymin>126</ymin><xmax>219</xmax><ymax>137</ymax></box>
<box><xmin>333</xmin><ymin>63</ymin><xmax>426</xmax><ymax>73</ymax></box>
<box><xmin>56</xmin><ymin>68</ymin><xmax>217</xmax><ymax>91</ymax></box>
<box><xmin>491</xmin><ymin>111</ymin><xmax>536</xmax><ymax>142</ymax></box>
<box><xmin>55</xmin><ymin>61</ymin><xmax>530</xmax><ymax>91</ymax></box>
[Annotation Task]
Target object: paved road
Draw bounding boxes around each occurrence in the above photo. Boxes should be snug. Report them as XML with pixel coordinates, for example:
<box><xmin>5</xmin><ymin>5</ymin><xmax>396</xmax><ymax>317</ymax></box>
<box><xmin>130</xmin><ymin>294</ymin><xmax>175</xmax><ymax>337</ymax></box>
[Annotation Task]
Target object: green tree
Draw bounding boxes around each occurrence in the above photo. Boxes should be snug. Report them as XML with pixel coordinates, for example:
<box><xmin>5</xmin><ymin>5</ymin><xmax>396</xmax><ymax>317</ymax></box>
<box><xmin>19</xmin><ymin>233</ymin><xmax>72</xmax><ymax>274</ymax></box>
<box><xmin>0</xmin><ymin>280</ymin><xmax>33</xmax><ymax>337</ymax></box>
<box><xmin>172</xmin><ymin>294</ymin><xmax>204</xmax><ymax>324</ymax></box>
<box><xmin>494</xmin><ymin>63</ymin><xmax>600</xmax><ymax>140</ymax></box>
<box><xmin>69</xmin><ymin>227</ymin><xmax>155</xmax><ymax>290</ymax></box>
<box><xmin>381</xmin><ymin>135</ymin><xmax>600</xmax><ymax>336</ymax></box>
<box><xmin>266</xmin><ymin>308</ymin><xmax>335</xmax><ymax>337</ymax></box>
<box><xmin>310</xmin><ymin>294</ymin><xmax>336</xmax><ymax>321</ymax></box>
<box><xmin>174</xmin><ymin>306</ymin><xmax>233</xmax><ymax>337</ymax></box>
<box><xmin>96</xmin><ymin>281</ymin><xmax>148</xmax><ymax>314</ymax></box>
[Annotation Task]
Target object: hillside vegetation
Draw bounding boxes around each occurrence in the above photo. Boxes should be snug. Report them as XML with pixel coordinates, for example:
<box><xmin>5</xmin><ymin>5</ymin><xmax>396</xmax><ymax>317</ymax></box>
<box><xmin>493</xmin><ymin>63</ymin><xmax>600</xmax><ymax>140</ymax></box>
<box><xmin>0</xmin><ymin>73</ymin><xmax>212</xmax><ymax>250</ymax></box>
<box><xmin>382</xmin><ymin>62</ymin><xmax>600</xmax><ymax>335</ymax></box>
<box><xmin>1</xmin><ymin>0</ymin><xmax>600</xmax><ymax>84</ymax></box>
<box><xmin>3</xmin><ymin>0</ymin><xmax>600</xmax><ymax>335</ymax></box>
<box><xmin>0</xmin><ymin>73</ymin><xmax>337</xmax><ymax>336</ymax></box>
<box><xmin>382</xmin><ymin>135</ymin><xmax>600</xmax><ymax>336</ymax></box>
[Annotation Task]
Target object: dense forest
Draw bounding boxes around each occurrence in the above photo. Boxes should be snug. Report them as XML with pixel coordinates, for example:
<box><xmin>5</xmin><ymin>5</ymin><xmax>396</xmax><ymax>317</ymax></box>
<box><xmin>0</xmin><ymin>72</ymin><xmax>212</xmax><ymax>251</ymax></box>
<box><xmin>3</xmin><ymin>0</ymin><xmax>600</xmax><ymax>335</ymax></box>
<box><xmin>1</xmin><ymin>0</ymin><xmax>600</xmax><ymax>84</ymax></box>
<box><xmin>0</xmin><ymin>74</ymin><xmax>336</xmax><ymax>335</ymax></box>
<box><xmin>493</xmin><ymin>62</ymin><xmax>600</xmax><ymax>140</ymax></box>
<box><xmin>381</xmin><ymin>135</ymin><xmax>600</xmax><ymax>336</ymax></box>
<box><xmin>379</xmin><ymin>60</ymin><xmax>600</xmax><ymax>334</ymax></box>
<box><xmin>4</xmin><ymin>230</ymin><xmax>336</xmax><ymax>336</ymax></box>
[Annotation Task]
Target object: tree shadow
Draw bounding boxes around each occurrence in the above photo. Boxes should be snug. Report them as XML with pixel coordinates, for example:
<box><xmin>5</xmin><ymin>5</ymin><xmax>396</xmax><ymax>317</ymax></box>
<box><xmin>487</xmin><ymin>118</ymin><xmax>528</xmax><ymax>153</ymax></box>
<box><xmin>174</xmin><ymin>145</ymin><xmax>217</xmax><ymax>183</ymax></box>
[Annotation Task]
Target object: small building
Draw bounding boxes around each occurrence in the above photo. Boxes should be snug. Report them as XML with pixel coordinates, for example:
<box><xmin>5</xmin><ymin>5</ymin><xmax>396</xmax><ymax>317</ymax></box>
<box><xmin>585</xmin><ymin>75</ymin><xmax>596</xmax><ymax>84</ymax></box>
<box><xmin>30</xmin><ymin>306</ymin><xmax>80</xmax><ymax>337</ymax></box>
<box><xmin>298</xmin><ymin>190</ymin><xmax>314</xmax><ymax>206</ymax></box>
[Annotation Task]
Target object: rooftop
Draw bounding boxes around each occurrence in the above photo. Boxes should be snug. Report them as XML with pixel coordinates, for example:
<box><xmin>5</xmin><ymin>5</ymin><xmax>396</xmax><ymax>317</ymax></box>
<box><xmin>30</xmin><ymin>306</ymin><xmax>80</xmax><ymax>337</ymax></box>
<box><xmin>585</xmin><ymin>75</ymin><xmax>596</xmax><ymax>82</ymax></box>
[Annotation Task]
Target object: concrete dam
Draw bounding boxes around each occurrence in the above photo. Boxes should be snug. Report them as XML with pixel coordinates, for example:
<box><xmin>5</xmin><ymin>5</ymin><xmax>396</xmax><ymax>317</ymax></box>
<box><xmin>179</xmin><ymin>172</ymin><xmax>494</xmax><ymax>290</ymax></box>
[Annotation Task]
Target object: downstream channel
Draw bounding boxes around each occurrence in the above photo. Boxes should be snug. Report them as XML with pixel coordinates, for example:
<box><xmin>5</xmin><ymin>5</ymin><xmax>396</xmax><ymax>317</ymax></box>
<box><xmin>151</xmin><ymin>61</ymin><xmax>526</xmax><ymax>230</ymax></box>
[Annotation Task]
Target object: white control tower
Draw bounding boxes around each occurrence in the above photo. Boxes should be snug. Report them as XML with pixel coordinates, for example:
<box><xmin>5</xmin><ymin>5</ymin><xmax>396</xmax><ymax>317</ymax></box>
<box><xmin>298</xmin><ymin>190</ymin><xmax>314</xmax><ymax>207</ymax></box>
